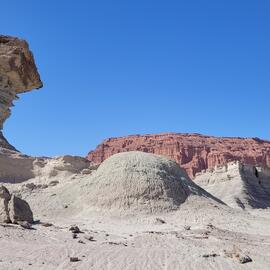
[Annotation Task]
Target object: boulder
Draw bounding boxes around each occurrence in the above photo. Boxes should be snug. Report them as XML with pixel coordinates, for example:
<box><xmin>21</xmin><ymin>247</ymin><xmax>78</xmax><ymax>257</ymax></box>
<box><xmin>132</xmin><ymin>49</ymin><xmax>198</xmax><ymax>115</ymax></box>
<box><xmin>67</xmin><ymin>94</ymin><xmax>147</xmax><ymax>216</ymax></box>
<box><xmin>0</xmin><ymin>185</ymin><xmax>11</xmax><ymax>223</ymax></box>
<box><xmin>8</xmin><ymin>195</ymin><xmax>33</xmax><ymax>224</ymax></box>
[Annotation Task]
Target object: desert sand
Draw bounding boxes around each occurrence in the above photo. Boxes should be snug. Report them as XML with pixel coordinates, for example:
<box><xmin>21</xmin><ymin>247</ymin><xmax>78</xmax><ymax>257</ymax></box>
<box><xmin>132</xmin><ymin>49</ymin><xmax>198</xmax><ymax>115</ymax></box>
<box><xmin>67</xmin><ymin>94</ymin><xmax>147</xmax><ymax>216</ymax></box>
<box><xmin>0</xmin><ymin>151</ymin><xmax>269</xmax><ymax>270</ymax></box>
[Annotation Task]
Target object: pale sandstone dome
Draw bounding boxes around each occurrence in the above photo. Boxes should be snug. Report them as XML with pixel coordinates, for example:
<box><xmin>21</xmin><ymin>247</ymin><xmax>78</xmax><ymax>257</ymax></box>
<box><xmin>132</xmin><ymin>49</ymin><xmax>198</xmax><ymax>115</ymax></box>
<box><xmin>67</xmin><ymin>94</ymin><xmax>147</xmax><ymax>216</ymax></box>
<box><xmin>83</xmin><ymin>151</ymin><xmax>220</xmax><ymax>214</ymax></box>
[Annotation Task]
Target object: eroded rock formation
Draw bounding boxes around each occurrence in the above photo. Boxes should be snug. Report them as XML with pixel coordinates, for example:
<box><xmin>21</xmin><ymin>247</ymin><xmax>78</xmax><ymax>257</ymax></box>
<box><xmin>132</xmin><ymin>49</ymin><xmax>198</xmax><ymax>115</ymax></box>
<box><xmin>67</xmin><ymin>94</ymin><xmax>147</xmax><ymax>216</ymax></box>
<box><xmin>0</xmin><ymin>185</ymin><xmax>11</xmax><ymax>223</ymax></box>
<box><xmin>0</xmin><ymin>35</ymin><xmax>42</xmax><ymax>149</ymax></box>
<box><xmin>194</xmin><ymin>161</ymin><xmax>270</xmax><ymax>209</ymax></box>
<box><xmin>0</xmin><ymin>185</ymin><xmax>33</xmax><ymax>223</ymax></box>
<box><xmin>0</xmin><ymin>148</ymin><xmax>91</xmax><ymax>183</ymax></box>
<box><xmin>87</xmin><ymin>133</ymin><xmax>270</xmax><ymax>178</ymax></box>
<box><xmin>8</xmin><ymin>194</ymin><xmax>34</xmax><ymax>224</ymax></box>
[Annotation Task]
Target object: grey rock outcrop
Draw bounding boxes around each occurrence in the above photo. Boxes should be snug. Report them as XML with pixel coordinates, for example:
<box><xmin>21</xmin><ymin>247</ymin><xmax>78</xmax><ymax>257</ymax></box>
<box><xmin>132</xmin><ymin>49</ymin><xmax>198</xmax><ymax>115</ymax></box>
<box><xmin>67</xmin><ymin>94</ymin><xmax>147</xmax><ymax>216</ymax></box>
<box><xmin>8</xmin><ymin>194</ymin><xmax>33</xmax><ymax>223</ymax></box>
<box><xmin>0</xmin><ymin>35</ymin><xmax>42</xmax><ymax>149</ymax></box>
<box><xmin>0</xmin><ymin>185</ymin><xmax>11</xmax><ymax>223</ymax></box>
<box><xmin>0</xmin><ymin>185</ymin><xmax>33</xmax><ymax>224</ymax></box>
<box><xmin>194</xmin><ymin>161</ymin><xmax>270</xmax><ymax>209</ymax></box>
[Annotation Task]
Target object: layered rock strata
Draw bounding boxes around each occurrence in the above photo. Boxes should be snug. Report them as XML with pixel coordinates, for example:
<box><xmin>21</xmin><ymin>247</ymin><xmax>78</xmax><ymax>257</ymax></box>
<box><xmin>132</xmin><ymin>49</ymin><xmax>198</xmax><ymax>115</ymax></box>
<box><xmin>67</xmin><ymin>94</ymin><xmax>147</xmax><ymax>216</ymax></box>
<box><xmin>87</xmin><ymin>133</ymin><xmax>270</xmax><ymax>178</ymax></box>
<box><xmin>0</xmin><ymin>35</ymin><xmax>42</xmax><ymax>149</ymax></box>
<box><xmin>194</xmin><ymin>161</ymin><xmax>270</xmax><ymax>209</ymax></box>
<box><xmin>0</xmin><ymin>148</ymin><xmax>91</xmax><ymax>183</ymax></box>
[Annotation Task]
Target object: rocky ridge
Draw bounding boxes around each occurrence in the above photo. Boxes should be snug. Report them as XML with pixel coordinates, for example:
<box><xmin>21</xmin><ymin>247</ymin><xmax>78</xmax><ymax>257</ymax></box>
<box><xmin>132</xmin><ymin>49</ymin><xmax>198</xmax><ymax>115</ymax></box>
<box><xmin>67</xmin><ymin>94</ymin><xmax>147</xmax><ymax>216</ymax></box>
<box><xmin>87</xmin><ymin>133</ymin><xmax>270</xmax><ymax>178</ymax></box>
<box><xmin>0</xmin><ymin>148</ymin><xmax>90</xmax><ymax>183</ymax></box>
<box><xmin>0</xmin><ymin>35</ymin><xmax>42</xmax><ymax>149</ymax></box>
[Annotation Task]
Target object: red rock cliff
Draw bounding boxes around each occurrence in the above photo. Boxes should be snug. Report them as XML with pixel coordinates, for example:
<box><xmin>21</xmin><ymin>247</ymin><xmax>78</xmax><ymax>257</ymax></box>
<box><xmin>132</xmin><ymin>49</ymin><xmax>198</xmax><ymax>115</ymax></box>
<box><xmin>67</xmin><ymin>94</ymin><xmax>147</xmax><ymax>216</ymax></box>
<box><xmin>87</xmin><ymin>133</ymin><xmax>270</xmax><ymax>178</ymax></box>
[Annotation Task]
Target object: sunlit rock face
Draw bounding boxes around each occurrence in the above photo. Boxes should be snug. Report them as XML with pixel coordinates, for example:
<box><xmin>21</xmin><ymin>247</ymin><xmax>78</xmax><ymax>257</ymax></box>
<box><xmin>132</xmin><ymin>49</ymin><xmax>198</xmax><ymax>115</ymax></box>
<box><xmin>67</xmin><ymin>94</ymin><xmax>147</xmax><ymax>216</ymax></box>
<box><xmin>194</xmin><ymin>161</ymin><xmax>270</xmax><ymax>209</ymax></box>
<box><xmin>0</xmin><ymin>35</ymin><xmax>42</xmax><ymax>149</ymax></box>
<box><xmin>88</xmin><ymin>133</ymin><xmax>270</xmax><ymax>178</ymax></box>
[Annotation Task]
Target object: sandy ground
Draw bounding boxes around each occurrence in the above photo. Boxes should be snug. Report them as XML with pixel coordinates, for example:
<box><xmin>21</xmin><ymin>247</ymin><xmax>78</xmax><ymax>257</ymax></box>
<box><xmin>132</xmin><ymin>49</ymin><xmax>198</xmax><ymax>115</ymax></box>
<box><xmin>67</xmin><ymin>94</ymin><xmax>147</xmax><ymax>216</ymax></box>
<box><xmin>1</xmin><ymin>152</ymin><xmax>270</xmax><ymax>270</ymax></box>
<box><xmin>0</xmin><ymin>193</ymin><xmax>270</xmax><ymax>270</ymax></box>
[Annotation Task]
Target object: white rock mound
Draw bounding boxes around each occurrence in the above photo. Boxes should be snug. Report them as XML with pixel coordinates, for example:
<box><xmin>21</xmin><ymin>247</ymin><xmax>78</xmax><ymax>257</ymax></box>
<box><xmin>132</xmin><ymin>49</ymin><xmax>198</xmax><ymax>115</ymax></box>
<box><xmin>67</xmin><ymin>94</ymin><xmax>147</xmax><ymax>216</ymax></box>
<box><xmin>84</xmin><ymin>151</ymin><xmax>221</xmax><ymax>214</ymax></box>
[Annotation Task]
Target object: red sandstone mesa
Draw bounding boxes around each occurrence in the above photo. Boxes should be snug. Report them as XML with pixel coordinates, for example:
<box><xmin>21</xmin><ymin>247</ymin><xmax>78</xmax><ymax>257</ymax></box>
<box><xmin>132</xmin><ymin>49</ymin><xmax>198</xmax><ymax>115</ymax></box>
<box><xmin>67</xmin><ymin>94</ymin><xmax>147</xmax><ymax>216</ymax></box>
<box><xmin>87</xmin><ymin>133</ymin><xmax>270</xmax><ymax>178</ymax></box>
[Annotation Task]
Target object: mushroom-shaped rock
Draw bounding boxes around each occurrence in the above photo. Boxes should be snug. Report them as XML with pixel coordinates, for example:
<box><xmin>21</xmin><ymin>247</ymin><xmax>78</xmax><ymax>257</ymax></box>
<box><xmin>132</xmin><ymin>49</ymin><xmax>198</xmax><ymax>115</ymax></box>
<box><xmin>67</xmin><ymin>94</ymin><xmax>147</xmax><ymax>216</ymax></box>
<box><xmin>85</xmin><ymin>151</ymin><xmax>191</xmax><ymax>214</ymax></box>
<box><xmin>0</xmin><ymin>35</ymin><xmax>42</xmax><ymax>149</ymax></box>
<box><xmin>0</xmin><ymin>185</ymin><xmax>11</xmax><ymax>223</ymax></box>
<box><xmin>8</xmin><ymin>194</ymin><xmax>33</xmax><ymax>224</ymax></box>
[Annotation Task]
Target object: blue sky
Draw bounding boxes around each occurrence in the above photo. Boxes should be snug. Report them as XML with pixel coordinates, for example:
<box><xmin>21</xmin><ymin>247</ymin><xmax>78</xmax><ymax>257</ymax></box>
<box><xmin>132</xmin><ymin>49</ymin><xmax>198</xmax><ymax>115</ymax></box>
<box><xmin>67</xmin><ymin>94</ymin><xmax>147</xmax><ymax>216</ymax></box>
<box><xmin>2</xmin><ymin>0</ymin><xmax>270</xmax><ymax>157</ymax></box>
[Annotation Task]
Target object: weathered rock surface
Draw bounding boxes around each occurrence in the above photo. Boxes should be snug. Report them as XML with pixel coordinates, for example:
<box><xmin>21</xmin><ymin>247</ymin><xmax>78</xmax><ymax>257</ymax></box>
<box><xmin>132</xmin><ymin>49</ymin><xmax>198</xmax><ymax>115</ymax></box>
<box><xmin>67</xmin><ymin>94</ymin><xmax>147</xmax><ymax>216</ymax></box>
<box><xmin>87</xmin><ymin>133</ymin><xmax>270</xmax><ymax>178</ymax></box>
<box><xmin>0</xmin><ymin>35</ymin><xmax>42</xmax><ymax>149</ymax></box>
<box><xmin>0</xmin><ymin>185</ymin><xmax>33</xmax><ymax>224</ymax></box>
<box><xmin>0</xmin><ymin>148</ymin><xmax>36</xmax><ymax>183</ymax></box>
<box><xmin>85</xmin><ymin>151</ymin><xmax>190</xmax><ymax>214</ymax></box>
<box><xmin>81</xmin><ymin>151</ymin><xmax>222</xmax><ymax>215</ymax></box>
<box><xmin>0</xmin><ymin>131</ymin><xmax>16</xmax><ymax>151</ymax></box>
<box><xmin>0</xmin><ymin>185</ymin><xmax>11</xmax><ymax>223</ymax></box>
<box><xmin>8</xmin><ymin>194</ymin><xmax>33</xmax><ymax>223</ymax></box>
<box><xmin>194</xmin><ymin>161</ymin><xmax>270</xmax><ymax>209</ymax></box>
<box><xmin>0</xmin><ymin>148</ymin><xmax>90</xmax><ymax>183</ymax></box>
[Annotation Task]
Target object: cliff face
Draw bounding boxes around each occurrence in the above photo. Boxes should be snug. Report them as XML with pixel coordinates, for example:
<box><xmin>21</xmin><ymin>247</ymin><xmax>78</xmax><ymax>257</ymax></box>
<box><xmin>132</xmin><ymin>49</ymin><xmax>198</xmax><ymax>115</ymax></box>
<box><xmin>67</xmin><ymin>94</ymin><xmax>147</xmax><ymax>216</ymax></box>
<box><xmin>87</xmin><ymin>133</ymin><xmax>270</xmax><ymax>178</ymax></box>
<box><xmin>194</xmin><ymin>161</ymin><xmax>270</xmax><ymax>209</ymax></box>
<box><xmin>0</xmin><ymin>35</ymin><xmax>42</xmax><ymax>149</ymax></box>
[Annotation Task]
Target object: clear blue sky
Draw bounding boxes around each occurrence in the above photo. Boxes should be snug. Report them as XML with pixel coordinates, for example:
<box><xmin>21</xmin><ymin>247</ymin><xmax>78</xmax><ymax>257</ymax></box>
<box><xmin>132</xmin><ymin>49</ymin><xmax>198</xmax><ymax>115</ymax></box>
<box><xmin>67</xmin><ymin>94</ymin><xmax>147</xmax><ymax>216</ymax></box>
<box><xmin>2</xmin><ymin>0</ymin><xmax>270</xmax><ymax>157</ymax></box>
